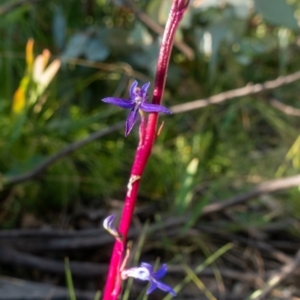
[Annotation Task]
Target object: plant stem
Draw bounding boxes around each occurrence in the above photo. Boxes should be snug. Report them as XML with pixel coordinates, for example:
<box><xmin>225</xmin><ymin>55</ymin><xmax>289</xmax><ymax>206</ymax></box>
<box><xmin>102</xmin><ymin>1</ymin><xmax>189</xmax><ymax>299</ymax></box>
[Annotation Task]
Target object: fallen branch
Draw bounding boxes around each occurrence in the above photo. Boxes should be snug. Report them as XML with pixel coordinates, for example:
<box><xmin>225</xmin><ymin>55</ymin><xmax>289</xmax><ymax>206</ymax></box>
<box><xmin>201</xmin><ymin>174</ymin><xmax>300</xmax><ymax>216</ymax></box>
<box><xmin>199</xmin><ymin>222</ymin><xmax>293</xmax><ymax>263</ymax></box>
<box><xmin>268</xmin><ymin>97</ymin><xmax>300</xmax><ymax>117</ymax></box>
<box><xmin>3</xmin><ymin>122</ymin><xmax>123</xmax><ymax>187</ymax></box>
<box><xmin>0</xmin><ymin>246</ymin><xmax>259</xmax><ymax>283</ymax></box>
<box><xmin>0</xmin><ymin>216</ymin><xmax>187</xmax><ymax>252</ymax></box>
<box><xmin>248</xmin><ymin>248</ymin><xmax>300</xmax><ymax>300</ymax></box>
<box><xmin>66</xmin><ymin>58</ymin><xmax>149</xmax><ymax>82</ymax></box>
<box><xmin>171</xmin><ymin>70</ymin><xmax>300</xmax><ymax>114</ymax></box>
<box><xmin>120</xmin><ymin>0</ymin><xmax>194</xmax><ymax>60</ymax></box>
<box><xmin>2</xmin><ymin>174</ymin><xmax>300</xmax><ymax>251</ymax></box>
<box><xmin>0</xmin><ymin>246</ymin><xmax>106</xmax><ymax>277</ymax></box>
<box><xmin>0</xmin><ymin>276</ymin><xmax>96</xmax><ymax>300</ymax></box>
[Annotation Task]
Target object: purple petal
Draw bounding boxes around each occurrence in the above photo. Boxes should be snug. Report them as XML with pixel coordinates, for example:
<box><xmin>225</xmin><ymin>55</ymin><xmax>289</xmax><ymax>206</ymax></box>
<box><xmin>103</xmin><ymin>214</ymin><xmax>119</xmax><ymax>237</ymax></box>
<box><xmin>154</xmin><ymin>280</ymin><xmax>177</xmax><ymax>296</ymax></box>
<box><xmin>129</xmin><ymin>81</ymin><xmax>138</xmax><ymax>100</ymax></box>
<box><xmin>140</xmin><ymin>103</ymin><xmax>171</xmax><ymax>114</ymax></box>
<box><xmin>153</xmin><ymin>264</ymin><xmax>167</xmax><ymax>280</ymax></box>
<box><xmin>141</xmin><ymin>262</ymin><xmax>153</xmax><ymax>274</ymax></box>
<box><xmin>123</xmin><ymin>266</ymin><xmax>151</xmax><ymax>281</ymax></box>
<box><xmin>146</xmin><ymin>280</ymin><xmax>158</xmax><ymax>295</ymax></box>
<box><xmin>103</xmin><ymin>214</ymin><xmax>116</xmax><ymax>230</ymax></box>
<box><xmin>125</xmin><ymin>106</ymin><xmax>139</xmax><ymax>136</ymax></box>
<box><xmin>140</xmin><ymin>82</ymin><xmax>150</xmax><ymax>98</ymax></box>
<box><xmin>102</xmin><ymin>97</ymin><xmax>134</xmax><ymax>109</ymax></box>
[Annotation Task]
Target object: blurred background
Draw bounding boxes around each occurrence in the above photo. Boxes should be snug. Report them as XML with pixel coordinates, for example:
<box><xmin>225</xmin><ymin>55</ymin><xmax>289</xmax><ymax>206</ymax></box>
<box><xmin>1</xmin><ymin>0</ymin><xmax>300</xmax><ymax>299</ymax></box>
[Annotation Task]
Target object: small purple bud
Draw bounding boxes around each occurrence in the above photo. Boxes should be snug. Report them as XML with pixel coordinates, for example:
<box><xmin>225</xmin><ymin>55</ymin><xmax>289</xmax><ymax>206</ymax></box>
<box><xmin>103</xmin><ymin>215</ymin><xmax>120</xmax><ymax>238</ymax></box>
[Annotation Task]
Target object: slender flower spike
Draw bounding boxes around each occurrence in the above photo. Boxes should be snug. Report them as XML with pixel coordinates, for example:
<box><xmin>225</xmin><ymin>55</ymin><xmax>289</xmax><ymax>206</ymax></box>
<box><xmin>121</xmin><ymin>262</ymin><xmax>176</xmax><ymax>296</ymax></box>
<box><xmin>102</xmin><ymin>81</ymin><xmax>171</xmax><ymax>136</ymax></box>
<box><xmin>175</xmin><ymin>0</ymin><xmax>190</xmax><ymax>11</ymax></box>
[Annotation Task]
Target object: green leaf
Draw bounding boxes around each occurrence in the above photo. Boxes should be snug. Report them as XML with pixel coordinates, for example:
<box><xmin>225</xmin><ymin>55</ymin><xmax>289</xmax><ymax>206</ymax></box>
<box><xmin>254</xmin><ymin>0</ymin><xmax>298</xmax><ymax>29</ymax></box>
<box><xmin>61</xmin><ymin>33</ymin><xmax>88</xmax><ymax>61</ymax></box>
<box><xmin>146</xmin><ymin>0</ymin><xmax>163</xmax><ymax>23</ymax></box>
<box><xmin>175</xmin><ymin>158</ymin><xmax>199</xmax><ymax>213</ymax></box>
<box><xmin>5</xmin><ymin>155</ymin><xmax>45</xmax><ymax>176</ymax></box>
<box><xmin>130</xmin><ymin>43</ymin><xmax>159</xmax><ymax>75</ymax></box>
<box><xmin>84</xmin><ymin>38</ymin><xmax>109</xmax><ymax>61</ymax></box>
<box><xmin>158</xmin><ymin>0</ymin><xmax>172</xmax><ymax>25</ymax></box>
<box><xmin>208</xmin><ymin>21</ymin><xmax>228</xmax><ymax>78</ymax></box>
<box><xmin>226</xmin><ymin>0</ymin><xmax>252</xmax><ymax>19</ymax></box>
<box><xmin>97</xmin><ymin>28</ymin><xmax>130</xmax><ymax>54</ymax></box>
<box><xmin>46</xmin><ymin>110</ymin><xmax>116</xmax><ymax>134</ymax></box>
<box><xmin>52</xmin><ymin>5</ymin><xmax>66</xmax><ymax>50</ymax></box>
<box><xmin>65</xmin><ymin>257</ymin><xmax>77</xmax><ymax>300</ymax></box>
<box><xmin>129</xmin><ymin>23</ymin><xmax>153</xmax><ymax>45</ymax></box>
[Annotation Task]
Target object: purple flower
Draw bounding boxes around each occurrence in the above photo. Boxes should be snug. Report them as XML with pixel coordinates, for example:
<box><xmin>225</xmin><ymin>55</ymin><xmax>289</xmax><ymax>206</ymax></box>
<box><xmin>122</xmin><ymin>262</ymin><xmax>176</xmax><ymax>296</ymax></box>
<box><xmin>103</xmin><ymin>214</ymin><xmax>120</xmax><ymax>239</ymax></box>
<box><xmin>102</xmin><ymin>81</ymin><xmax>171</xmax><ymax>136</ymax></box>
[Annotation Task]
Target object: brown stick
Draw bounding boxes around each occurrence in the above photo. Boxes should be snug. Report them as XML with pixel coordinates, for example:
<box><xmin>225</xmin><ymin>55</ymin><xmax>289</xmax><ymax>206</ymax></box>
<box><xmin>0</xmin><ymin>276</ymin><xmax>96</xmax><ymax>300</ymax></box>
<box><xmin>121</xmin><ymin>0</ymin><xmax>195</xmax><ymax>60</ymax></box>
<box><xmin>269</xmin><ymin>98</ymin><xmax>300</xmax><ymax>117</ymax></box>
<box><xmin>0</xmin><ymin>216</ymin><xmax>187</xmax><ymax>252</ymax></box>
<box><xmin>3</xmin><ymin>174</ymin><xmax>300</xmax><ymax>251</ymax></box>
<box><xmin>249</xmin><ymin>248</ymin><xmax>300</xmax><ymax>300</ymax></box>
<box><xmin>198</xmin><ymin>223</ymin><xmax>293</xmax><ymax>265</ymax></box>
<box><xmin>0</xmin><ymin>246</ymin><xmax>106</xmax><ymax>277</ymax></box>
<box><xmin>2</xmin><ymin>174</ymin><xmax>300</xmax><ymax>251</ymax></box>
<box><xmin>171</xmin><ymin>70</ymin><xmax>300</xmax><ymax>114</ymax></box>
<box><xmin>0</xmin><ymin>245</ymin><xmax>259</xmax><ymax>283</ymax></box>
<box><xmin>3</xmin><ymin>122</ymin><xmax>123</xmax><ymax>186</ymax></box>
<box><xmin>201</xmin><ymin>174</ymin><xmax>300</xmax><ymax>216</ymax></box>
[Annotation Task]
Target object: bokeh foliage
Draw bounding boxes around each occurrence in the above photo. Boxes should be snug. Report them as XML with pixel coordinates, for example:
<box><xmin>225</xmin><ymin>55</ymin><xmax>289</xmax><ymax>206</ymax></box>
<box><xmin>1</xmin><ymin>0</ymin><xmax>300</xmax><ymax>227</ymax></box>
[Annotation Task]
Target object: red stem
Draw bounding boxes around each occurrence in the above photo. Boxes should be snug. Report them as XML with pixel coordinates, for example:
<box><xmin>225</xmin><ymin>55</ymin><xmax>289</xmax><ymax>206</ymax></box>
<box><xmin>102</xmin><ymin>1</ymin><xmax>189</xmax><ymax>299</ymax></box>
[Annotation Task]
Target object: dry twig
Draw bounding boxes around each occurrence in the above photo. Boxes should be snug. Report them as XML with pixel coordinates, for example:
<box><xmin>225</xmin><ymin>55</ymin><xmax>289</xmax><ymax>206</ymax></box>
<box><xmin>201</xmin><ymin>174</ymin><xmax>300</xmax><ymax>216</ymax></box>
<box><xmin>0</xmin><ymin>245</ymin><xmax>259</xmax><ymax>283</ymax></box>
<box><xmin>171</xmin><ymin>70</ymin><xmax>300</xmax><ymax>114</ymax></box>
<box><xmin>3</xmin><ymin>123</ymin><xmax>123</xmax><ymax>187</ymax></box>
<box><xmin>0</xmin><ymin>246</ymin><xmax>106</xmax><ymax>277</ymax></box>
<box><xmin>0</xmin><ymin>216</ymin><xmax>187</xmax><ymax>252</ymax></box>
<box><xmin>248</xmin><ymin>248</ymin><xmax>300</xmax><ymax>300</ymax></box>
<box><xmin>120</xmin><ymin>0</ymin><xmax>195</xmax><ymax>60</ymax></box>
<box><xmin>268</xmin><ymin>98</ymin><xmax>300</xmax><ymax>117</ymax></box>
<box><xmin>2</xmin><ymin>174</ymin><xmax>300</xmax><ymax>251</ymax></box>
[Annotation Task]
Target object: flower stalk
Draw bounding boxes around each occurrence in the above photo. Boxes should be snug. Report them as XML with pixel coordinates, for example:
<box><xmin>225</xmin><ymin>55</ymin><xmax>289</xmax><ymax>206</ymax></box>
<box><xmin>102</xmin><ymin>1</ymin><xmax>190</xmax><ymax>299</ymax></box>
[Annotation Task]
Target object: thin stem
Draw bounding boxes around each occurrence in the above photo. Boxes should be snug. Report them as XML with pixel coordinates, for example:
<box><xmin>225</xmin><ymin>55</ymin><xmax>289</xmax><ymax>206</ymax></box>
<box><xmin>102</xmin><ymin>1</ymin><xmax>189</xmax><ymax>299</ymax></box>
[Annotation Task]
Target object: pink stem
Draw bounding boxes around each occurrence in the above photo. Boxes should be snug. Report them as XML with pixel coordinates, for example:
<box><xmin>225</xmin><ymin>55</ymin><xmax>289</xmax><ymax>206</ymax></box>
<box><xmin>102</xmin><ymin>1</ymin><xmax>189</xmax><ymax>299</ymax></box>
